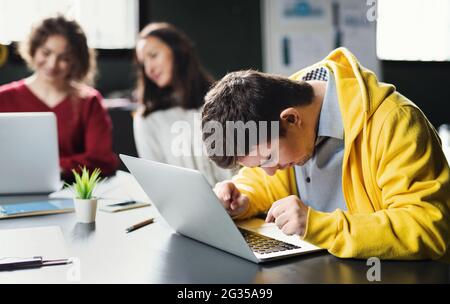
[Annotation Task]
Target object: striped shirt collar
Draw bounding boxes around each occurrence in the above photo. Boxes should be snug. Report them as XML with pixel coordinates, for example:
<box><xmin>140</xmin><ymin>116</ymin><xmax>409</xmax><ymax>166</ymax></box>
<box><xmin>301</xmin><ymin>67</ymin><xmax>344</xmax><ymax>142</ymax></box>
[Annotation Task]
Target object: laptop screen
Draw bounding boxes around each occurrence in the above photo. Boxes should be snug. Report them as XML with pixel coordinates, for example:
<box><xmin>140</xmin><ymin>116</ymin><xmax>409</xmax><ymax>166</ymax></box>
<box><xmin>0</xmin><ymin>112</ymin><xmax>61</xmax><ymax>194</ymax></box>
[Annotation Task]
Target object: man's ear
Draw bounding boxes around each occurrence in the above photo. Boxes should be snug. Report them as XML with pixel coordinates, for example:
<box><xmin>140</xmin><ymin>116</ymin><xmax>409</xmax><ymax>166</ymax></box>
<box><xmin>280</xmin><ymin>108</ymin><xmax>301</xmax><ymax>126</ymax></box>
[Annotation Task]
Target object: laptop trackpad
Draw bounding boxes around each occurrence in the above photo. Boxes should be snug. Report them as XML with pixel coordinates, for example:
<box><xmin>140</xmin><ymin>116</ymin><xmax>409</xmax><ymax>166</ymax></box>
<box><xmin>235</xmin><ymin>218</ymin><xmax>321</xmax><ymax>251</ymax></box>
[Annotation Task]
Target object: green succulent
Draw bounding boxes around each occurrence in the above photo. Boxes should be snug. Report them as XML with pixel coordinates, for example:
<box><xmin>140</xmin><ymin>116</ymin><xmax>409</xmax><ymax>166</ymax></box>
<box><xmin>68</xmin><ymin>167</ymin><xmax>102</xmax><ymax>199</ymax></box>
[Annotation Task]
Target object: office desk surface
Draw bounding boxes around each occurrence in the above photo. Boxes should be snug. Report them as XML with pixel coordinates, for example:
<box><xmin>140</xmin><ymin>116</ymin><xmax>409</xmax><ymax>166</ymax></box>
<box><xmin>1</xmin><ymin>174</ymin><xmax>449</xmax><ymax>284</ymax></box>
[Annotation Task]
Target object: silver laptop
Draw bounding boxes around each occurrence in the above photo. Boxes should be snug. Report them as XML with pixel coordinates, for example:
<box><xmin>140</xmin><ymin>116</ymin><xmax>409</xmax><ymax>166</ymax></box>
<box><xmin>0</xmin><ymin>112</ymin><xmax>61</xmax><ymax>195</ymax></box>
<box><xmin>120</xmin><ymin>154</ymin><xmax>323</xmax><ymax>263</ymax></box>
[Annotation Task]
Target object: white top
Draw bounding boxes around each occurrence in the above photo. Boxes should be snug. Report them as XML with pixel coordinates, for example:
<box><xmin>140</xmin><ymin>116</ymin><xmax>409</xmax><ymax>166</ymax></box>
<box><xmin>439</xmin><ymin>124</ymin><xmax>450</xmax><ymax>165</ymax></box>
<box><xmin>133</xmin><ymin>106</ymin><xmax>234</xmax><ymax>186</ymax></box>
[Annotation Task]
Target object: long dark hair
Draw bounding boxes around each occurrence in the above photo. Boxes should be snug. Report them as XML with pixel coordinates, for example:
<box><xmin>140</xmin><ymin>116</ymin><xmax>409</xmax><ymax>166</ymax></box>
<box><xmin>136</xmin><ymin>22</ymin><xmax>213</xmax><ymax>117</ymax></box>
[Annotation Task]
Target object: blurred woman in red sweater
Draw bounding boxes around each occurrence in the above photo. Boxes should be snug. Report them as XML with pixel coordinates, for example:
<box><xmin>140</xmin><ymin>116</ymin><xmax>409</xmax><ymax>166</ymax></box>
<box><xmin>0</xmin><ymin>15</ymin><xmax>118</xmax><ymax>181</ymax></box>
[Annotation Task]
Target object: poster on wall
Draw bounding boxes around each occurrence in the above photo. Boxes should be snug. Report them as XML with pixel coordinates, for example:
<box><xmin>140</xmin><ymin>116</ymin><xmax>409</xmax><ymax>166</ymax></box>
<box><xmin>276</xmin><ymin>0</ymin><xmax>332</xmax><ymax>27</ymax></box>
<box><xmin>263</xmin><ymin>0</ymin><xmax>334</xmax><ymax>76</ymax></box>
<box><xmin>338</xmin><ymin>0</ymin><xmax>379</xmax><ymax>76</ymax></box>
<box><xmin>280</xmin><ymin>31</ymin><xmax>335</xmax><ymax>75</ymax></box>
<box><xmin>262</xmin><ymin>0</ymin><xmax>379</xmax><ymax>78</ymax></box>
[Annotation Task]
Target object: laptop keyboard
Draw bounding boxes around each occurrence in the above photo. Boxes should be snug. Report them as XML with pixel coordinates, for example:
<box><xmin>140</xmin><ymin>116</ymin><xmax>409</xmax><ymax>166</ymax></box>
<box><xmin>239</xmin><ymin>228</ymin><xmax>301</xmax><ymax>255</ymax></box>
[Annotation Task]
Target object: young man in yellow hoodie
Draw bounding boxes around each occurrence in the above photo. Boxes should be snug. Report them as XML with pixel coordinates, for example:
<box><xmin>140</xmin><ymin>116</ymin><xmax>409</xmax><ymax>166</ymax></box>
<box><xmin>201</xmin><ymin>48</ymin><xmax>450</xmax><ymax>260</ymax></box>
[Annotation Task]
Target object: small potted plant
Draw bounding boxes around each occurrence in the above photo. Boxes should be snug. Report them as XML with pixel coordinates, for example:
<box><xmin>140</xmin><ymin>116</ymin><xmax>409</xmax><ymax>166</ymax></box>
<box><xmin>68</xmin><ymin>167</ymin><xmax>102</xmax><ymax>224</ymax></box>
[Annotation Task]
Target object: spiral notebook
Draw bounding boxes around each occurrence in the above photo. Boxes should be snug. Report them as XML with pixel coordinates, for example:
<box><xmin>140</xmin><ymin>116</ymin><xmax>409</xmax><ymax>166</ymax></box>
<box><xmin>0</xmin><ymin>199</ymin><xmax>74</xmax><ymax>219</ymax></box>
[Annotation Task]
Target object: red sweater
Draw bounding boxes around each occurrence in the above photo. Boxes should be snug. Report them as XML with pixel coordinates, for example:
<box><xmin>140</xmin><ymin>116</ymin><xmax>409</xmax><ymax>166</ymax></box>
<box><xmin>0</xmin><ymin>80</ymin><xmax>118</xmax><ymax>180</ymax></box>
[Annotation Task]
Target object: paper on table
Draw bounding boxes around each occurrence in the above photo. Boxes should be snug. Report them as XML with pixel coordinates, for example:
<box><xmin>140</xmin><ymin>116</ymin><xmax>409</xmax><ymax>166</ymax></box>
<box><xmin>0</xmin><ymin>226</ymin><xmax>68</xmax><ymax>260</ymax></box>
<box><xmin>0</xmin><ymin>226</ymin><xmax>71</xmax><ymax>283</ymax></box>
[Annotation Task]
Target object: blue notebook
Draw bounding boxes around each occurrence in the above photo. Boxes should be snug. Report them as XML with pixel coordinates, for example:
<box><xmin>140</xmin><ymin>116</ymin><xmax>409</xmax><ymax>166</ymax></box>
<box><xmin>0</xmin><ymin>199</ymin><xmax>74</xmax><ymax>219</ymax></box>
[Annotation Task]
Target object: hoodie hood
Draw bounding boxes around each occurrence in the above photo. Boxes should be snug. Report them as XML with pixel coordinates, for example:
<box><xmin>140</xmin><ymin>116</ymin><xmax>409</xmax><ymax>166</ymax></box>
<box><xmin>290</xmin><ymin>47</ymin><xmax>396</xmax><ymax>146</ymax></box>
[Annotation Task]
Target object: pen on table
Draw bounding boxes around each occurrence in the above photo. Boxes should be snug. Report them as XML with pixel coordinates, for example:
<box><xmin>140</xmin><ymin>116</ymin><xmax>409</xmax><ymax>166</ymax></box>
<box><xmin>0</xmin><ymin>256</ymin><xmax>72</xmax><ymax>271</ymax></box>
<box><xmin>108</xmin><ymin>200</ymin><xmax>137</xmax><ymax>207</ymax></box>
<box><xmin>126</xmin><ymin>218</ymin><xmax>155</xmax><ymax>233</ymax></box>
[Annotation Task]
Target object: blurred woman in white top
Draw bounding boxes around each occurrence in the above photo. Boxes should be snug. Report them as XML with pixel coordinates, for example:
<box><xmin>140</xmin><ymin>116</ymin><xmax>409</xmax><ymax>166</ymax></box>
<box><xmin>133</xmin><ymin>22</ymin><xmax>234</xmax><ymax>185</ymax></box>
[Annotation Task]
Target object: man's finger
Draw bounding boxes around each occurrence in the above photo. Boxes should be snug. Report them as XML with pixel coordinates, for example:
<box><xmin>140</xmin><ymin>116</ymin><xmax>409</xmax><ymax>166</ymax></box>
<box><xmin>274</xmin><ymin>213</ymin><xmax>289</xmax><ymax>229</ymax></box>
<box><xmin>266</xmin><ymin>202</ymin><xmax>287</xmax><ymax>222</ymax></box>
<box><xmin>265</xmin><ymin>207</ymin><xmax>275</xmax><ymax>223</ymax></box>
<box><xmin>230</xmin><ymin>195</ymin><xmax>247</xmax><ymax>210</ymax></box>
<box><xmin>231</xmin><ymin>185</ymin><xmax>240</xmax><ymax>201</ymax></box>
<box><xmin>224</xmin><ymin>183</ymin><xmax>238</xmax><ymax>200</ymax></box>
<box><xmin>281</xmin><ymin>222</ymin><xmax>295</xmax><ymax>235</ymax></box>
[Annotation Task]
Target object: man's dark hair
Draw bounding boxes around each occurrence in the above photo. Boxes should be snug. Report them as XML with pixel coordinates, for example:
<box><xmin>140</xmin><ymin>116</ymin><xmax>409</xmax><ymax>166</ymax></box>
<box><xmin>201</xmin><ymin>70</ymin><xmax>314</xmax><ymax>169</ymax></box>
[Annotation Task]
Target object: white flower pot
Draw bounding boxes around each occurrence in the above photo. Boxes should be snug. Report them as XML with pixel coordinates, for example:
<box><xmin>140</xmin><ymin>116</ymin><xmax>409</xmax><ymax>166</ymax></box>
<box><xmin>74</xmin><ymin>198</ymin><xmax>98</xmax><ymax>223</ymax></box>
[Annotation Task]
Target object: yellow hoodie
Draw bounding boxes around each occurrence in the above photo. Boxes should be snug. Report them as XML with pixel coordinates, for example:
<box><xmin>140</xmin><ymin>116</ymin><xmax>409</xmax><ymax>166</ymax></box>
<box><xmin>232</xmin><ymin>48</ymin><xmax>450</xmax><ymax>260</ymax></box>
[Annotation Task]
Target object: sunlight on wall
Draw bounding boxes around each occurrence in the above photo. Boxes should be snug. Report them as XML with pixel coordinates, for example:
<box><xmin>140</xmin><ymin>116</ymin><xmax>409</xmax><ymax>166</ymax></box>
<box><xmin>0</xmin><ymin>0</ymin><xmax>138</xmax><ymax>49</ymax></box>
<box><xmin>377</xmin><ymin>0</ymin><xmax>450</xmax><ymax>61</ymax></box>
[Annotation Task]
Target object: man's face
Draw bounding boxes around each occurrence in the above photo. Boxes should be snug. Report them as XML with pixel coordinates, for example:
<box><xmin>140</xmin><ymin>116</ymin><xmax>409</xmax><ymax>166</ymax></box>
<box><xmin>239</xmin><ymin>121</ymin><xmax>316</xmax><ymax>176</ymax></box>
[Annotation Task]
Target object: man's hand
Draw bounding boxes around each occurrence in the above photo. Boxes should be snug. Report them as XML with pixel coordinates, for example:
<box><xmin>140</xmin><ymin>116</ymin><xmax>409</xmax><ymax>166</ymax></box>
<box><xmin>213</xmin><ymin>181</ymin><xmax>249</xmax><ymax>217</ymax></box>
<box><xmin>265</xmin><ymin>195</ymin><xmax>309</xmax><ymax>237</ymax></box>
